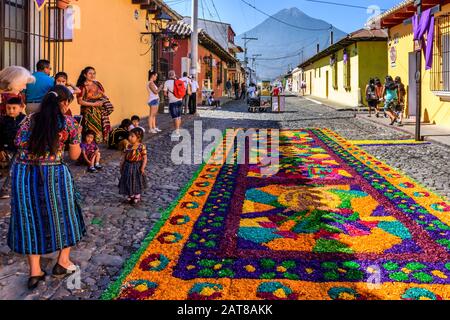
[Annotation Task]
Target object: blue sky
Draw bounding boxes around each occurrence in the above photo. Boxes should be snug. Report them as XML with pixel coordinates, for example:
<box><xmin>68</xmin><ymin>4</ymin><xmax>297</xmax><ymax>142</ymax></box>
<box><xmin>166</xmin><ymin>0</ymin><xmax>403</xmax><ymax>34</ymax></box>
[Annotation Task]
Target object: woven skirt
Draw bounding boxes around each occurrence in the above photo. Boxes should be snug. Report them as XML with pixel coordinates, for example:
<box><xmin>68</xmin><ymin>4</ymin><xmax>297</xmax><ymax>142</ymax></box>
<box><xmin>118</xmin><ymin>161</ymin><xmax>148</xmax><ymax>196</ymax></box>
<box><xmin>8</xmin><ymin>163</ymin><xmax>87</xmax><ymax>255</ymax></box>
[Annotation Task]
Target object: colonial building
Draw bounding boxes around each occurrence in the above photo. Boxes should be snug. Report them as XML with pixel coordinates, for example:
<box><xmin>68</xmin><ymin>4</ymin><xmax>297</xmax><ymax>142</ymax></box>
<box><xmin>299</xmin><ymin>28</ymin><xmax>388</xmax><ymax>108</ymax></box>
<box><xmin>0</xmin><ymin>0</ymin><xmax>180</xmax><ymax>125</ymax></box>
<box><xmin>167</xmin><ymin>19</ymin><xmax>238</xmax><ymax>102</ymax></box>
<box><xmin>371</xmin><ymin>0</ymin><xmax>450</xmax><ymax>127</ymax></box>
<box><xmin>183</xmin><ymin>17</ymin><xmax>245</xmax><ymax>85</ymax></box>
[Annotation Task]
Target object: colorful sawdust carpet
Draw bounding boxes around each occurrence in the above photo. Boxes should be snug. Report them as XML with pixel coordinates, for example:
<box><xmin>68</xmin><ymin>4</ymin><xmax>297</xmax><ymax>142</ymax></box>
<box><xmin>103</xmin><ymin>129</ymin><xmax>450</xmax><ymax>300</ymax></box>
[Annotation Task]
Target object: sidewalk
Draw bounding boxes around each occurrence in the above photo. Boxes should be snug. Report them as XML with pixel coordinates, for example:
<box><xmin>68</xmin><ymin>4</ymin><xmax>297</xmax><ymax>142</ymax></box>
<box><xmin>302</xmin><ymin>95</ymin><xmax>365</xmax><ymax>111</ymax></box>
<box><xmin>358</xmin><ymin>114</ymin><xmax>450</xmax><ymax>148</ymax></box>
<box><xmin>300</xmin><ymin>94</ymin><xmax>450</xmax><ymax>148</ymax></box>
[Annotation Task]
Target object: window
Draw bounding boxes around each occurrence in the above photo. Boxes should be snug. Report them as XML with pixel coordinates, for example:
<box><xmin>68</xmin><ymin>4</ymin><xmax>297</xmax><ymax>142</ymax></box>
<box><xmin>1</xmin><ymin>0</ymin><xmax>65</xmax><ymax>70</ymax></box>
<box><xmin>332</xmin><ymin>60</ymin><xmax>338</xmax><ymax>89</ymax></box>
<box><xmin>343</xmin><ymin>50</ymin><xmax>351</xmax><ymax>90</ymax></box>
<box><xmin>49</xmin><ymin>5</ymin><xmax>75</xmax><ymax>41</ymax></box>
<box><xmin>431</xmin><ymin>15</ymin><xmax>450</xmax><ymax>92</ymax></box>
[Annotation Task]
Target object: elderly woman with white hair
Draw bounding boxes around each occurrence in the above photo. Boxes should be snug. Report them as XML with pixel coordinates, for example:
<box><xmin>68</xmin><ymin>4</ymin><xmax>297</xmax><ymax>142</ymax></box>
<box><xmin>0</xmin><ymin>66</ymin><xmax>35</xmax><ymax>115</ymax></box>
<box><xmin>0</xmin><ymin>66</ymin><xmax>35</xmax><ymax>94</ymax></box>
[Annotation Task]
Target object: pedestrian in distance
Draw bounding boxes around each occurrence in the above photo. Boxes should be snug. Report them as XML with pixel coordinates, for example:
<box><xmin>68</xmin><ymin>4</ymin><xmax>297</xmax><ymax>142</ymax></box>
<box><xmin>189</xmin><ymin>75</ymin><xmax>199</xmax><ymax>115</ymax></box>
<box><xmin>365</xmin><ymin>78</ymin><xmax>379</xmax><ymax>117</ymax></box>
<box><xmin>374</xmin><ymin>78</ymin><xmax>385</xmax><ymax>118</ymax></box>
<box><xmin>180</xmin><ymin>72</ymin><xmax>192</xmax><ymax>115</ymax></box>
<box><xmin>395</xmin><ymin>76</ymin><xmax>406</xmax><ymax>126</ymax></box>
<box><xmin>381</xmin><ymin>76</ymin><xmax>400</xmax><ymax>125</ymax></box>
<box><xmin>147</xmin><ymin>71</ymin><xmax>163</xmax><ymax>134</ymax></box>
<box><xmin>240</xmin><ymin>82</ymin><xmax>247</xmax><ymax>100</ymax></box>
<box><xmin>234</xmin><ymin>80</ymin><xmax>240</xmax><ymax>100</ymax></box>
<box><xmin>119</xmin><ymin>128</ymin><xmax>148</xmax><ymax>205</ymax></box>
<box><xmin>226</xmin><ymin>79</ymin><xmax>232</xmax><ymax>98</ymax></box>
<box><xmin>163</xmin><ymin>70</ymin><xmax>185</xmax><ymax>139</ymax></box>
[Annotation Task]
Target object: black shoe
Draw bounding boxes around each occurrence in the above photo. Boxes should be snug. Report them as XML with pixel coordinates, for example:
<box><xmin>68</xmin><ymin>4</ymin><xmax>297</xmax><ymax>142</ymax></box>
<box><xmin>52</xmin><ymin>263</ymin><xmax>78</xmax><ymax>278</ymax></box>
<box><xmin>94</xmin><ymin>164</ymin><xmax>103</xmax><ymax>170</ymax></box>
<box><xmin>0</xmin><ymin>192</ymin><xmax>10</xmax><ymax>199</ymax></box>
<box><xmin>88</xmin><ymin>167</ymin><xmax>97</xmax><ymax>173</ymax></box>
<box><xmin>28</xmin><ymin>271</ymin><xmax>47</xmax><ymax>290</ymax></box>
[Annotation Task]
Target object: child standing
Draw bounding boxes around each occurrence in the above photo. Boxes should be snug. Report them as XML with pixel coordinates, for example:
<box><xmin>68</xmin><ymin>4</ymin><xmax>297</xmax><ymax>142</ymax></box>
<box><xmin>0</xmin><ymin>96</ymin><xmax>26</xmax><ymax>198</ymax></box>
<box><xmin>80</xmin><ymin>130</ymin><xmax>102</xmax><ymax>173</ymax></box>
<box><xmin>119</xmin><ymin>128</ymin><xmax>148</xmax><ymax>205</ymax></box>
<box><xmin>129</xmin><ymin>115</ymin><xmax>146</xmax><ymax>133</ymax></box>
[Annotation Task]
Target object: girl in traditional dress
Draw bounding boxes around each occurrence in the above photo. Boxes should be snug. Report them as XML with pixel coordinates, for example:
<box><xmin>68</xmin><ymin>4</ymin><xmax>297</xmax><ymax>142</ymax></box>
<box><xmin>8</xmin><ymin>85</ymin><xmax>86</xmax><ymax>290</ymax></box>
<box><xmin>76</xmin><ymin>67</ymin><xmax>113</xmax><ymax>143</ymax></box>
<box><xmin>119</xmin><ymin>128</ymin><xmax>148</xmax><ymax>205</ymax></box>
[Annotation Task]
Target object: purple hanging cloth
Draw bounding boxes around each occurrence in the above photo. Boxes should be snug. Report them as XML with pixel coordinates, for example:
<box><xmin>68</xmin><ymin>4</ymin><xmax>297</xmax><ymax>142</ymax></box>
<box><xmin>34</xmin><ymin>0</ymin><xmax>47</xmax><ymax>10</ymax></box>
<box><xmin>412</xmin><ymin>8</ymin><xmax>435</xmax><ymax>70</ymax></box>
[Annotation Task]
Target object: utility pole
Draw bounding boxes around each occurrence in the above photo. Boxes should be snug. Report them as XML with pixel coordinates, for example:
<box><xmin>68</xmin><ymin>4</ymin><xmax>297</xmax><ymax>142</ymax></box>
<box><xmin>251</xmin><ymin>54</ymin><xmax>262</xmax><ymax>84</ymax></box>
<box><xmin>190</xmin><ymin>0</ymin><xmax>199</xmax><ymax>77</ymax></box>
<box><xmin>242</xmin><ymin>33</ymin><xmax>258</xmax><ymax>84</ymax></box>
<box><xmin>415</xmin><ymin>0</ymin><xmax>422</xmax><ymax>141</ymax></box>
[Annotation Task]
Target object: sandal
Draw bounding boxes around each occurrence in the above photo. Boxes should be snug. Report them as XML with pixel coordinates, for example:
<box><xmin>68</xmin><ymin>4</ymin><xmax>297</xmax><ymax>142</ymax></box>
<box><xmin>28</xmin><ymin>271</ymin><xmax>47</xmax><ymax>290</ymax></box>
<box><xmin>52</xmin><ymin>263</ymin><xmax>78</xmax><ymax>278</ymax></box>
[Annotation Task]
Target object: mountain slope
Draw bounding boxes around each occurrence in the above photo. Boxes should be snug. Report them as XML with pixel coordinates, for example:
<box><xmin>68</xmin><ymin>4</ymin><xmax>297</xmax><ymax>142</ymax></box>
<box><xmin>236</xmin><ymin>7</ymin><xmax>347</xmax><ymax>80</ymax></box>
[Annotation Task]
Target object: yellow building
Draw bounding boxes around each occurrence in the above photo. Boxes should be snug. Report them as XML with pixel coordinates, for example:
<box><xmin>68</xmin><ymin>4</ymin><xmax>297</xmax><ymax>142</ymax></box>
<box><xmin>299</xmin><ymin>29</ymin><xmax>388</xmax><ymax>108</ymax></box>
<box><xmin>373</xmin><ymin>0</ymin><xmax>450</xmax><ymax>127</ymax></box>
<box><xmin>0</xmin><ymin>0</ymin><xmax>180</xmax><ymax>126</ymax></box>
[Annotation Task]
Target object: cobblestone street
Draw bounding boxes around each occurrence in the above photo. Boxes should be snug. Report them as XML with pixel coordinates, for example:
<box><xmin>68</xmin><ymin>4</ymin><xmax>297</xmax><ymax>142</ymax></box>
<box><xmin>0</xmin><ymin>96</ymin><xmax>449</xmax><ymax>300</ymax></box>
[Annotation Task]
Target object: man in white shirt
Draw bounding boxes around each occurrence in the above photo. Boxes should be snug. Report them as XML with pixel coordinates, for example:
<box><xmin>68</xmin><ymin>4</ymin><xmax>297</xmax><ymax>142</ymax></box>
<box><xmin>164</xmin><ymin>70</ymin><xmax>183</xmax><ymax>139</ymax></box>
<box><xmin>180</xmin><ymin>72</ymin><xmax>192</xmax><ymax>115</ymax></box>
<box><xmin>189</xmin><ymin>75</ymin><xmax>199</xmax><ymax>115</ymax></box>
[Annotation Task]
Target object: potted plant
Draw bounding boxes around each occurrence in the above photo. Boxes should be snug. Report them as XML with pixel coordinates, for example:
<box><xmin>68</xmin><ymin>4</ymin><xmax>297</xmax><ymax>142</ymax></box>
<box><xmin>162</xmin><ymin>37</ymin><xmax>170</xmax><ymax>48</ymax></box>
<box><xmin>57</xmin><ymin>0</ymin><xmax>72</xmax><ymax>9</ymax></box>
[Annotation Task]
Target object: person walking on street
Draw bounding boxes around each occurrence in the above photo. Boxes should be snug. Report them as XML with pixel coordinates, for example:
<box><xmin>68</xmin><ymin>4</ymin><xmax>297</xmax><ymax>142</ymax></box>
<box><xmin>374</xmin><ymin>78</ymin><xmax>384</xmax><ymax>118</ymax></box>
<box><xmin>189</xmin><ymin>75</ymin><xmax>199</xmax><ymax>115</ymax></box>
<box><xmin>25</xmin><ymin>60</ymin><xmax>54</xmax><ymax>115</ymax></box>
<box><xmin>365</xmin><ymin>78</ymin><xmax>378</xmax><ymax>117</ymax></box>
<box><xmin>395</xmin><ymin>76</ymin><xmax>406</xmax><ymax>126</ymax></box>
<box><xmin>164</xmin><ymin>70</ymin><xmax>184</xmax><ymax>139</ymax></box>
<box><xmin>8</xmin><ymin>85</ymin><xmax>86</xmax><ymax>290</ymax></box>
<box><xmin>226</xmin><ymin>79</ymin><xmax>232</xmax><ymax>98</ymax></box>
<box><xmin>301</xmin><ymin>80</ymin><xmax>307</xmax><ymax>96</ymax></box>
<box><xmin>381</xmin><ymin>76</ymin><xmax>400</xmax><ymax>125</ymax></box>
<box><xmin>240</xmin><ymin>82</ymin><xmax>246</xmax><ymax>100</ymax></box>
<box><xmin>233</xmin><ymin>80</ymin><xmax>240</xmax><ymax>100</ymax></box>
<box><xmin>180</xmin><ymin>72</ymin><xmax>192</xmax><ymax>114</ymax></box>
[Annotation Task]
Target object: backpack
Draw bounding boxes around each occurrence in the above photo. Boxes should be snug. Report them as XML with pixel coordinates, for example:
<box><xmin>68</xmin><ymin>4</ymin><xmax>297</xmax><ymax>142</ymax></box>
<box><xmin>366</xmin><ymin>85</ymin><xmax>377</xmax><ymax>101</ymax></box>
<box><xmin>171</xmin><ymin>79</ymin><xmax>186</xmax><ymax>99</ymax></box>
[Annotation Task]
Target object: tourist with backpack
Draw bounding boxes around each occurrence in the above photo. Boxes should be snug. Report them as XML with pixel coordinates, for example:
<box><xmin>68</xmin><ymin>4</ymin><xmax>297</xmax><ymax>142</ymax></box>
<box><xmin>164</xmin><ymin>70</ymin><xmax>184</xmax><ymax>139</ymax></box>
<box><xmin>365</xmin><ymin>78</ymin><xmax>378</xmax><ymax>117</ymax></box>
<box><xmin>180</xmin><ymin>72</ymin><xmax>192</xmax><ymax>115</ymax></box>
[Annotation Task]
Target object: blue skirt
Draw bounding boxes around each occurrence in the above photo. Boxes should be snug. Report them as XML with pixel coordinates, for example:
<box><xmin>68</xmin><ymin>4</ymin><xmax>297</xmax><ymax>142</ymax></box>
<box><xmin>8</xmin><ymin>162</ymin><xmax>87</xmax><ymax>255</ymax></box>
